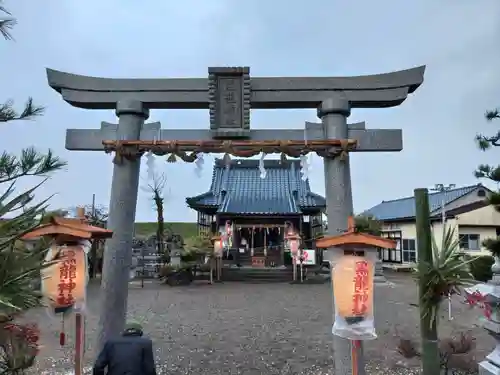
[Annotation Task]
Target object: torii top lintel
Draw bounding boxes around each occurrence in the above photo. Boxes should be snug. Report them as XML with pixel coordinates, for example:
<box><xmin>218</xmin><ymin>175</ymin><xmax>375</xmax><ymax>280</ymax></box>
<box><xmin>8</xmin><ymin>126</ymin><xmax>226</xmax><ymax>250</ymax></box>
<box><xmin>46</xmin><ymin>66</ymin><xmax>425</xmax><ymax>110</ymax></box>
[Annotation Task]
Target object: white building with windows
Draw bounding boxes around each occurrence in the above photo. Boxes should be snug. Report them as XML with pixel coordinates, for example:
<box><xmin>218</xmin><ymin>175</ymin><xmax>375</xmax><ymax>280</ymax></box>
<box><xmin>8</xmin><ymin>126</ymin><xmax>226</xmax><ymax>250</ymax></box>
<box><xmin>363</xmin><ymin>184</ymin><xmax>499</xmax><ymax>265</ymax></box>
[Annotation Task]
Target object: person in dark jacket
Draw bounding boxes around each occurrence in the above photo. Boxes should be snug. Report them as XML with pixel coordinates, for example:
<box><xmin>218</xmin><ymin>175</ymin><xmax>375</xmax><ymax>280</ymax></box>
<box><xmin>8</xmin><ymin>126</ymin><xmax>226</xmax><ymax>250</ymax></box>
<box><xmin>93</xmin><ymin>321</ymin><xmax>157</xmax><ymax>375</ymax></box>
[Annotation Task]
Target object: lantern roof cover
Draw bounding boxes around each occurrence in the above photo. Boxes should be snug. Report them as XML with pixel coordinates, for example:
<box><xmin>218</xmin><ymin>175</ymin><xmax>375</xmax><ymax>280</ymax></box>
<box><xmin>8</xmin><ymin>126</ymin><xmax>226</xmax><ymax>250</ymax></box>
<box><xmin>22</xmin><ymin>216</ymin><xmax>113</xmax><ymax>240</ymax></box>
<box><xmin>316</xmin><ymin>216</ymin><xmax>397</xmax><ymax>249</ymax></box>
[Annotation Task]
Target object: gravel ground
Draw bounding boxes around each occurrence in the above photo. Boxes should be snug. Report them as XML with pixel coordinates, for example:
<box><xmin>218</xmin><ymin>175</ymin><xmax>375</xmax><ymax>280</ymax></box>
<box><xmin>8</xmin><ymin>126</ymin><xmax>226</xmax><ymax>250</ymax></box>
<box><xmin>22</xmin><ymin>272</ymin><xmax>492</xmax><ymax>374</ymax></box>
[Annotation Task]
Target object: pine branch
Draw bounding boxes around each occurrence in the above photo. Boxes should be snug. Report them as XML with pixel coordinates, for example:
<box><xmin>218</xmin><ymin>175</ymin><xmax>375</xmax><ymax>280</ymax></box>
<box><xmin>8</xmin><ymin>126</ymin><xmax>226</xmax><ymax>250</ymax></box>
<box><xmin>474</xmin><ymin>164</ymin><xmax>500</xmax><ymax>182</ymax></box>
<box><xmin>475</xmin><ymin>133</ymin><xmax>500</xmax><ymax>150</ymax></box>
<box><xmin>0</xmin><ymin>18</ymin><xmax>15</xmax><ymax>40</ymax></box>
<box><xmin>0</xmin><ymin>148</ymin><xmax>66</xmax><ymax>184</ymax></box>
<box><xmin>486</xmin><ymin>109</ymin><xmax>500</xmax><ymax>121</ymax></box>
<box><xmin>0</xmin><ymin>98</ymin><xmax>45</xmax><ymax>122</ymax></box>
<box><xmin>0</xmin><ymin>3</ymin><xmax>15</xmax><ymax>41</ymax></box>
<box><xmin>354</xmin><ymin>214</ymin><xmax>382</xmax><ymax>235</ymax></box>
<box><xmin>489</xmin><ymin>192</ymin><xmax>500</xmax><ymax>210</ymax></box>
<box><xmin>475</xmin><ymin>109</ymin><xmax>500</xmax><ymax>150</ymax></box>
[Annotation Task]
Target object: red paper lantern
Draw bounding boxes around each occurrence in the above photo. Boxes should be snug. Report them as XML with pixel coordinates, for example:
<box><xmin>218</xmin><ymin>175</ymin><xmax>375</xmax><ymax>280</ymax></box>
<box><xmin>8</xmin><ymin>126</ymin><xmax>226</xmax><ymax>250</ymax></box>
<box><xmin>333</xmin><ymin>255</ymin><xmax>374</xmax><ymax>319</ymax></box>
<box><xmin>41</xmin><ymin>245</ymin><xmax>86</xmax><ymax>311</ymax></box>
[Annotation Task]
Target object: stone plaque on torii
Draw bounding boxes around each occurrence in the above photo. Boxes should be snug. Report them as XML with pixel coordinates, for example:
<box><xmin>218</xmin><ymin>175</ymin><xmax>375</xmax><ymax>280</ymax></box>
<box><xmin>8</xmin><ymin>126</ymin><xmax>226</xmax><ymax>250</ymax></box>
<box><xmin>47</xmin><ymin>65</ymin><xmax>425</xmax><ymax>374</ymax></box>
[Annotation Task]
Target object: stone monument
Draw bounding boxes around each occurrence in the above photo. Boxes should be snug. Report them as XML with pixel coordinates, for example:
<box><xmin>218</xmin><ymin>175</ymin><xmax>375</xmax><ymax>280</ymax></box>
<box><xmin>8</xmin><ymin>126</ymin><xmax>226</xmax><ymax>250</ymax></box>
<box><xmin>46</xmin><ymin>65</ymin><xmax>425</xmax><ymax>374</ymax></box>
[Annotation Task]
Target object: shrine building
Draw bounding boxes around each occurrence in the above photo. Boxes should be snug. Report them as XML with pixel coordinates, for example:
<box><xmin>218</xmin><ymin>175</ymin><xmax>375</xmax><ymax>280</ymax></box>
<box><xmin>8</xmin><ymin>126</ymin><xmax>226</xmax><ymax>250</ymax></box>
<box><xmin>186</xmin><ymin>159</ymin><xmax>326</xmax><ymax>267</ymax></box>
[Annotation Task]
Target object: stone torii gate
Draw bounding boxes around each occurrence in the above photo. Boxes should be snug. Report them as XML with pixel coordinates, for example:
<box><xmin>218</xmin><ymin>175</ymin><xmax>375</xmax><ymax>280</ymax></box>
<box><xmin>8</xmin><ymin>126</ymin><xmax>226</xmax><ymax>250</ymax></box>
<box><xmin>47</xmin><ymin>65</ymin><xmax>425</xmax><ymax>374</ymax></box>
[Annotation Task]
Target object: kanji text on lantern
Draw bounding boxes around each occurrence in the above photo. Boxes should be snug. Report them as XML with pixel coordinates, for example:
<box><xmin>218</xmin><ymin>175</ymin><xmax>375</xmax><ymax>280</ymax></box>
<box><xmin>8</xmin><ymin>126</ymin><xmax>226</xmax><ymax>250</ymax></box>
<box><xmin>57</xmin><ymin>249</ymin><xmax>77</xmax><ymax>306</ymax></box>
<box><xmin>352</xmin><ymin>260</ymin><xmax>369</xmax><ymax>316</ymax></box>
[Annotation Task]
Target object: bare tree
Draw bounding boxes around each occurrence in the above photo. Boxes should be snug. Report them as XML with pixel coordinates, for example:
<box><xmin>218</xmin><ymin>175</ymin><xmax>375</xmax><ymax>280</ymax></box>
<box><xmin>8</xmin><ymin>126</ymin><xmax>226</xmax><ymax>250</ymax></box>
<box><xmin>142</xmin><ymin>172</ymin><xmax>168</xmax><ymax>261</ymax></box>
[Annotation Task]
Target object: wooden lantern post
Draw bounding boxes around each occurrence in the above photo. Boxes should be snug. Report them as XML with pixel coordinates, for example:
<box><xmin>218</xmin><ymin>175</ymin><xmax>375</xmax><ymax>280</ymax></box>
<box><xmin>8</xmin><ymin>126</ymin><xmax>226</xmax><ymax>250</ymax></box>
<box><xmin>316</xmin><ymin>216</ymin><xmax>397</xmax><ymax>375</ymax></box>
<box><xmin>22</xmin><ymin>207</ymin><xmax>113</xmax><ymax>375</ymax></box>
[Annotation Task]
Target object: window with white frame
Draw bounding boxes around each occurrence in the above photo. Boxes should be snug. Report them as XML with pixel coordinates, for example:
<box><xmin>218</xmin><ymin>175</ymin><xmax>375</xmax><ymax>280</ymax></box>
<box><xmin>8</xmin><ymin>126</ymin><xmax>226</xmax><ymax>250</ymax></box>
<box><xmin>402</xmin><ymin>239</ymin><xmax>416</xmax><ymax>263</ymax></box>
<box><xmin>459</xmin><ymin>234</ymin><xmax>480</xmax><ymax>251</ymax></box>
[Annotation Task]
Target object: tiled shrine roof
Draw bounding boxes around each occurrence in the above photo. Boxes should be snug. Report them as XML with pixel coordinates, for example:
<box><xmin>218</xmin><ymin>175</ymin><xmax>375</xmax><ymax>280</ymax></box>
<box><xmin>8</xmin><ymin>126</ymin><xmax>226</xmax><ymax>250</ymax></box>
<box><xmin>186</xmin><ymin>159</ymin><xmax>325</xmax><ymax>215</ymax></box>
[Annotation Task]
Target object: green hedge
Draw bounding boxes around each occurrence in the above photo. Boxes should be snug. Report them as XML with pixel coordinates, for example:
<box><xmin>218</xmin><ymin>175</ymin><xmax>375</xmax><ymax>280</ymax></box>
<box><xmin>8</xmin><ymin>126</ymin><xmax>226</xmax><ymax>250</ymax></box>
<box><xmin>467</xmin><ymin>254</ymin><xmax>494</xmax><ymax>282</ymax></box>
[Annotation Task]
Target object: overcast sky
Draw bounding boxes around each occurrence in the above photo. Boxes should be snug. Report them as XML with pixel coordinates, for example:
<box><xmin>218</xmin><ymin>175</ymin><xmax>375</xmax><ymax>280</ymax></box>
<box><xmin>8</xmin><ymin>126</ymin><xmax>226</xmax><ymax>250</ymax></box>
<box><xmin>1</xmin><ymin>1</ymin><xmax>499</xmax><ymax>222</ymax></box>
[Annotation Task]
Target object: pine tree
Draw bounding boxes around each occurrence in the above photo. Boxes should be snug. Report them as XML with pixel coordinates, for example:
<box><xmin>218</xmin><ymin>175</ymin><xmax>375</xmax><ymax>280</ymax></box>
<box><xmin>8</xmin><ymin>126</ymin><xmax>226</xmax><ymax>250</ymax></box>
<box><xmin>0</xmin><ymin>5</ymin><xmax>67</xmax><ymax>372</ymax></box>
<box><xmin>475</xmin><ymin>109</ymin><xmax>500</xmax><ymax>256</ymax></box>
<box><xmin>0</xmin><ymin>1</ymin><xmax>14</xmax><ymax>41</ymax></box>
<box><xmin>0</xmin><ymin>2</ymin><xmax>66</xmax><ymax>318</ymax></box>
<box><xmin>354</xmin><ymin>214</ymin><xmax>382</xmax><ymax>235</ymax></box>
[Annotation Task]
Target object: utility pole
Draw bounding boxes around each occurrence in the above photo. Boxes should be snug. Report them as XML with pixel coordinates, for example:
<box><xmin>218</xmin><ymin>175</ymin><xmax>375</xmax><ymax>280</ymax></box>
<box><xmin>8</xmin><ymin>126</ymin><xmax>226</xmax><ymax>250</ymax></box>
<box><xmin>414</xmin><ymin>188</ymin><xmax>440</xmax><ymax>375</ymax></box>
<box><xmin>429</xmin><ymin>184</ymin><xmax>455</xmax><ymax>226</ymax></box>
<box><xmin>89</xmin><ymin>194</ymin><xmax>97</xmax><ymax>280</ymax></box>
<box><xmin>430</xmin><ymin>183</ymin><xmax>455</xmax><ymax>320</ymax></box>
<box><xmin>91</xmin><ymin>193</ymin><xmax>96</xmax><ymax>217</ymax></box>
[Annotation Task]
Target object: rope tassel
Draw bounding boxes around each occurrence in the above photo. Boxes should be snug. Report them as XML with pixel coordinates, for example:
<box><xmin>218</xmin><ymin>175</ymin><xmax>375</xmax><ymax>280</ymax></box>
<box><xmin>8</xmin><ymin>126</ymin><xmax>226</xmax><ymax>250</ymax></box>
<box><xmin>59</xmin><ymin>315</ymin><xmax>65</xmax><ymax>346</ymax></box>
<box><xmin>338</xmin><ymin>139</ymin><xmax>350</xmax><ymax>162</ymax></box>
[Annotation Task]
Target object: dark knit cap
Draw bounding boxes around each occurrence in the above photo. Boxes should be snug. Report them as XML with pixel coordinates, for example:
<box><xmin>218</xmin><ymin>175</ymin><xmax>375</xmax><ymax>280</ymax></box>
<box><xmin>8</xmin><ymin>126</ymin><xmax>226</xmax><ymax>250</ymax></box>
<box><xmin>123</xmin><ymin>320</ymin><xmax>143</xmax><ymax>335</ymax></box>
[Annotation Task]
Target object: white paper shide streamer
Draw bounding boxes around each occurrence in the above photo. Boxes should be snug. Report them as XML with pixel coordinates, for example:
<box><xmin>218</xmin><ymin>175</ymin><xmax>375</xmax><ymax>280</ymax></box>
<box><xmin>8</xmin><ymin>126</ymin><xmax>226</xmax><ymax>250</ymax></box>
<box><xmin>259</xmin><ymin>153</ymin><xmax>267</xmax><ymax>179</ymax></box>
<box><xmin>194</xmin><ymin>153</ymin><xmax>205</xmax><ymax>177</ymax></box>
<box><xmin>300</xmin><ymin>126</ymin><xmax>311</xmax><ymax>181</ymax></box>
<box><xmin>300</xmin><ymin>154</ymin><xmax>310</xmax><ymax>181</ymax></box>
<box><xmin>145</xmin><ymin>151</ymin><xmax>156</xmax><ymax>181</ymax></box>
